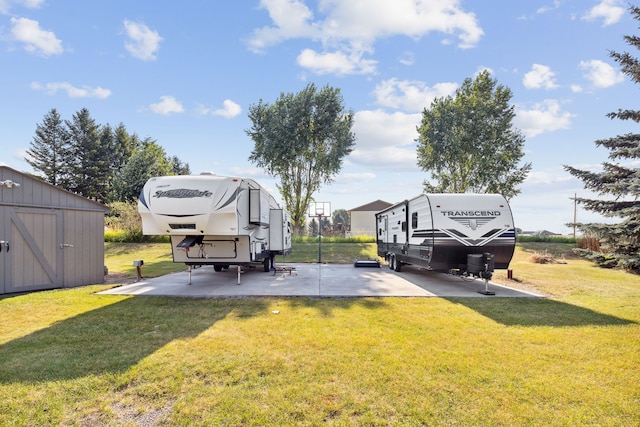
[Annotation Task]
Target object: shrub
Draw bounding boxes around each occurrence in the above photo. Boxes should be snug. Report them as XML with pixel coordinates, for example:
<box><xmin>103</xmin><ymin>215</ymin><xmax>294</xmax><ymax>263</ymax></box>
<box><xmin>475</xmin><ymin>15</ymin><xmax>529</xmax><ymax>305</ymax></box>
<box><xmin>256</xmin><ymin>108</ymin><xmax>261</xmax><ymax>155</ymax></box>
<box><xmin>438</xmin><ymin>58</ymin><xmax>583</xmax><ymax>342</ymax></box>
<box><xmin>529</xmin><ymin>251</ymin><xmax>566</xmax><ymax>264</ymax></box>
<box><xmin>517</xmin><ymin>235</ymin><xmax>577</xmax><ymax>244</ymax></box>
<box><xmin>576</xmin><ymin>235</ymin><xmax>601</xmax><ymax>252</ymax></box>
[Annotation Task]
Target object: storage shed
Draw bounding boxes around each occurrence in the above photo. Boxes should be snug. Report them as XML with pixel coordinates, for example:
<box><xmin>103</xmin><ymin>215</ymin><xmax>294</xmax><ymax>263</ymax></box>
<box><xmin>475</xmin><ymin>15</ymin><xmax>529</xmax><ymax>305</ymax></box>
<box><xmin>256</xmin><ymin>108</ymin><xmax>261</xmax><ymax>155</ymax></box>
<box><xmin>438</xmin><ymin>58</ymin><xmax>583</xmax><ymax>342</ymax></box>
<box><xmin>0</xmin><ymin>166</ymin><xmax>109</xmax><ymax>294</ymax></box>
<box><xmin>347</xmin><ymin>200</ymin><xmax>392</xmax><ymax>237</ymax></box>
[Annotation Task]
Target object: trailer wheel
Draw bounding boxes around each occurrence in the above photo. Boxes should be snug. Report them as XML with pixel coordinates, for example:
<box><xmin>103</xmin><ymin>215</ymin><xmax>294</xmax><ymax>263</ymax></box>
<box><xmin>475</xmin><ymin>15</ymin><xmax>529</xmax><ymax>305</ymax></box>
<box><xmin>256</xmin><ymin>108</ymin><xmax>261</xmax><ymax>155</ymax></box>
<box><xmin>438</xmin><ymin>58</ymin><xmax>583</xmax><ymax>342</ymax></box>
<box><xmin>214</xmin><ymin>265</ymin><xmax>223</xmax><ymax>272</ymax></box>
<box><xmin>392</xmin><ymin>255</ymin><xmax>402</xmax><ymax>272</ymax></box>
<box><xmin>388</xmin><ymin>255</ymin><xmax>394</xmax><ymax>270</ymax></box>
<box><xmin>263</xmin><ymin>257</ymin><xmax>270</xmax><ymax>272</ymax></box>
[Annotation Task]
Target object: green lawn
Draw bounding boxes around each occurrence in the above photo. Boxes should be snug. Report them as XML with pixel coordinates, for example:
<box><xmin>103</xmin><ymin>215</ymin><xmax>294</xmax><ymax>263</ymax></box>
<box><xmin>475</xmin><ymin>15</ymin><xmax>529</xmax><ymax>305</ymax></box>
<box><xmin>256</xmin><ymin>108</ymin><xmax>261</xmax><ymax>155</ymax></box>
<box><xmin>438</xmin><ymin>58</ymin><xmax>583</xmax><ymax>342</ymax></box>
<box><xmin>1</xmin><ymin>242</ymin><xmax>638</xmax><ymax>426</ymax></box>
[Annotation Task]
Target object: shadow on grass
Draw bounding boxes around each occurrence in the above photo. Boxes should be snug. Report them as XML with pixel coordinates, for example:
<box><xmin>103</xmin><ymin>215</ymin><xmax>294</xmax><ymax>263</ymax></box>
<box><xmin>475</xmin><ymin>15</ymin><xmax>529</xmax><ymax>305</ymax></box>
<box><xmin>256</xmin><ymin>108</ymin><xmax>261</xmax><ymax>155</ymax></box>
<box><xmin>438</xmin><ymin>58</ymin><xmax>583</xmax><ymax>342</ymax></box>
<box><xmin>445</xmin><ymin>297</ymin><xmax>636</xmax><ymax>327</ymax></box>
<box><xmin>0</xmin><ymin>296</ymin><xmax>267</xmax><ymax>384</ymax></box>
<box><xmin>285</xmin><ymin>296</ymin><xmax>388</xmax><ymax>317</ymax></box>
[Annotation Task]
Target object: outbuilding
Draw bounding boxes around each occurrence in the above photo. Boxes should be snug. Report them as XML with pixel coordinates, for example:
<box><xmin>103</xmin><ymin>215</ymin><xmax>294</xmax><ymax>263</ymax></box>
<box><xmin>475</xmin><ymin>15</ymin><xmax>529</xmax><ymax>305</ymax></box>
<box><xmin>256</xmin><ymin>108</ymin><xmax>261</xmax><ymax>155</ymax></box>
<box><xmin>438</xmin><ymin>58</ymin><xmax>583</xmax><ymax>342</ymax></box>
<box><xmin>347</xmin><ymin>199</ymin><xmax>392</xmax><ymax>237</ymax></box>
<box><xmin>0</xmin><ymin>166</ymin><xmax>109</xmax><ymax>294</ymax></box>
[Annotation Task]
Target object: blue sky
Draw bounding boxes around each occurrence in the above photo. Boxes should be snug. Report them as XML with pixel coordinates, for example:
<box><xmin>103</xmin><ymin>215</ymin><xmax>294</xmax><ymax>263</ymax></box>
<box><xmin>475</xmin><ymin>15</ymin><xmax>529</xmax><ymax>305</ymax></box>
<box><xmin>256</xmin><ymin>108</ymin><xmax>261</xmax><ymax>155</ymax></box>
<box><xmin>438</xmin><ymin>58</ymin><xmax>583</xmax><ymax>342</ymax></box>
<box><xmin>1</xmin><ymin>0</ymin><xmax>637</xmax><ymax>234</ymax></box>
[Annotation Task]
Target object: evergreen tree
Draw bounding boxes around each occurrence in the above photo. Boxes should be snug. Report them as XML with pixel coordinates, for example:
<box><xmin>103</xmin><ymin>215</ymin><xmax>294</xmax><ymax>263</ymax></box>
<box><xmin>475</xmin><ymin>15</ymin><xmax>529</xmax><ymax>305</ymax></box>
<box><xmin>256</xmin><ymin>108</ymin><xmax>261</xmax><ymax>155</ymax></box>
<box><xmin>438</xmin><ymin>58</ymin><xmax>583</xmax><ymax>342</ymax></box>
<box><xmin>169</xmin><ymin>155</ymin><xmax>191</xmax><ymax>175</ymax></box>
<box><xmin>564</xmin><ymin>5</ymin><xmax>640</xmax><ymax>272</ymax></box>
<box><xmin>65</xmin><ymin>108</ymin><xmax>112</xmax><ymax>202</ymax></box>
<box><xmin>25</xmin><ymin>108</ymin><xmax>71</xmax><ymax>186</ymax></box>
<box><xmin>112</xmin><ymin>123</ymin><xmax>137</xmax><ymax>172</ymax></box>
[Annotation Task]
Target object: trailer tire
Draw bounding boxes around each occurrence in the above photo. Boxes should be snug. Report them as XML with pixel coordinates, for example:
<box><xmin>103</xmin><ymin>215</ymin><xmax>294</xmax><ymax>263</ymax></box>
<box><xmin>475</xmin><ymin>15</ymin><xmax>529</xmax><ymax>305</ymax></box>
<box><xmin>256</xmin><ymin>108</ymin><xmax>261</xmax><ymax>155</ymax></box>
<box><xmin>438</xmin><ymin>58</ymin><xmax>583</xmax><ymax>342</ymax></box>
<box><xmin>393</xmin><ymin>255</ymin><xmax>402</xmax><ymax>272</ymax></box>
<box><xmin>388</xmin><ymin>255</ymin><xmax>394</xmax><ymax>270</ymax></box>
<box><xmin>214</xmin><ymin>265</ymin><xmax>223</xmax><ymax>272</ymax></box>
<box><xmin>263</xmin><ymin>257</ymin><xmax>270</xmax><ymax>272</ymax></box>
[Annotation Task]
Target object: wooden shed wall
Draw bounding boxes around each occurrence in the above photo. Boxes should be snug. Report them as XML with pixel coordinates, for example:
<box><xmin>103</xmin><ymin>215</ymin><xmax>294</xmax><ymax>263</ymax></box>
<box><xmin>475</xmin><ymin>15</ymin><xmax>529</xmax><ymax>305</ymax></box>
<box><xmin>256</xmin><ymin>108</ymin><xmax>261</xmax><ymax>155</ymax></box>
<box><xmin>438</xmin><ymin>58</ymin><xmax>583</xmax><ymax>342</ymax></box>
<box><xmin>1</xmin><ymin>166</ymin><xmax>107</xmax><ymax>294</ymax></box>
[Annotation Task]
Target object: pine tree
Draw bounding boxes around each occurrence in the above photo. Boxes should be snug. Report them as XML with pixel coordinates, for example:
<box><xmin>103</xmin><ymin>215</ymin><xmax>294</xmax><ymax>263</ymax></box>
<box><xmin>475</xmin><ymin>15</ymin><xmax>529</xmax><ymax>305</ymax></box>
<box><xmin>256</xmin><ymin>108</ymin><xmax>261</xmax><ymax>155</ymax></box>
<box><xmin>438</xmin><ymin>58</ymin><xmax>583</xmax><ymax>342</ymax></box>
<box><xmin>25</xmin><ymin>108</ymin><xmax>71</xmax><ymax>186</ymax></box>
<box><xmin>65</xmin><ymin>108</ymin><xmax>112</xmax><ymax>202</ymax></box>
<box><xmin>111</xmin><ymin>123</ymin><xmax>137</xmax><ymax>171</ymax></box>
<box><xmin>564</xmin><ymin>5</ymin><xmax>640</xmax><ymax>272</ymax></box>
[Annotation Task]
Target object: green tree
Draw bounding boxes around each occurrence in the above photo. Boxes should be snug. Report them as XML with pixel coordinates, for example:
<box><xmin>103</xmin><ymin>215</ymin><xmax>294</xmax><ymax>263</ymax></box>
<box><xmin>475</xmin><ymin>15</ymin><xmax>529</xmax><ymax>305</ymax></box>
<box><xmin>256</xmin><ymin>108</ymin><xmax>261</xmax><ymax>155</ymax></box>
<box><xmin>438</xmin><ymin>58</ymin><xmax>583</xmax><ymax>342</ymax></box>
<box><xmin>416</xmin><ymin>70</ymin><xmax>531</xmax><ymax>199</ymax></box>
<box><xmin>25</xmin><ymin>108</ymin><xmax>70</xmax><ymax>187</ymax></box>
<box><xmin>564</xmin><ymin>5</ymin><xmax>640</xmax><ymax>272</ymax></box>
<box><xmin>332</xmin><ymin>208</ymin><xmax>349</xmax><ymax>235</ymax></box>
<box><xmin>246</xmin><ymin>83</ymin><xmax>356</xmax><ymax>235</ymax></box>
<box><xmin>170</xmin><ymin>155</ymin><xmax>191</xmax><ymax>175</ymax></box>
<box><xmin>66</xmin><ymin>108</ymin><xmax>112</xmax><ymax>202</ymax></box>
<box><xmin>110</xmin><ymin>138</ymin><xmax>174</xmax><ymax>202</ymax></box>
<box><xmin>111</xmin><ymin>123</ymin><xmax>137</xmax><ymax>172</ymax></box>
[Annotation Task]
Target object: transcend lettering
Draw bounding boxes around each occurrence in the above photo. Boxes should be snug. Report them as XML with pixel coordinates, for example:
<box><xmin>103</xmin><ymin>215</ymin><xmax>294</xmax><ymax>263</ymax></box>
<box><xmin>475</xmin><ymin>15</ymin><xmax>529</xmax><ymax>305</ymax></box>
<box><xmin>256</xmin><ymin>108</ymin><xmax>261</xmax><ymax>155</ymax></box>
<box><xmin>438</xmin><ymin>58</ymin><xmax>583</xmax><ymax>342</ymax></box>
<box><xmin>442</xmin><ymin>211</ymin><xmax>501</xmax><ymax>217</ymax></box>
<box><xmin>153</xmin><ymin>189</ymin><xmax>212</xmax><ymax>198</ymax></box>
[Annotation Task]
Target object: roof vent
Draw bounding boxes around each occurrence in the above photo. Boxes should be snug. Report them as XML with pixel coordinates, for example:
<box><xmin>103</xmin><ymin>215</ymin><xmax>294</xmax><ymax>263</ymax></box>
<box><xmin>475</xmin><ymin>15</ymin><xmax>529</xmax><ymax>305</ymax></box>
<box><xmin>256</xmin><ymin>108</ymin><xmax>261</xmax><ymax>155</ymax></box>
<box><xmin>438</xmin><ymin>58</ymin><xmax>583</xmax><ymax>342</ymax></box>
<box><xmin>200</xmin><ymin>172</ymin><xmax>216</xmax><ymax>176</ymax></box>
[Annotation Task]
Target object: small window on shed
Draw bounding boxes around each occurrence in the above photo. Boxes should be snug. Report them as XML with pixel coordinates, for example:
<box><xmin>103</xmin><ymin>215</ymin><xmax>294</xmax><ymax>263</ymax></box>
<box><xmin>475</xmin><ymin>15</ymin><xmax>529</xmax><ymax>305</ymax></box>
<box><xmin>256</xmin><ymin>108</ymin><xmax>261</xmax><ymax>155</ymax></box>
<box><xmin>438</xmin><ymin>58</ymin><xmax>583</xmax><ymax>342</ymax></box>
<box><xmin>412</xmin><ymin>212</ymin><xmax>418</xmax><ymax>229</ymax></box>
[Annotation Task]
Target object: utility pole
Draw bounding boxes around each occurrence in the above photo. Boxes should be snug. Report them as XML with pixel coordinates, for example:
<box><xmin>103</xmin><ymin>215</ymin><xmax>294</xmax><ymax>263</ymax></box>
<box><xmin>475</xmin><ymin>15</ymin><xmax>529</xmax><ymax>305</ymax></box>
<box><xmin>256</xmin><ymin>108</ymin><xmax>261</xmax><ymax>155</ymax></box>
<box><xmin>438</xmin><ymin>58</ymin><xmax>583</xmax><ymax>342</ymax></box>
<box><xmin>572</xmin><ymin>193</ymin><xmax>577</xmax><ymax>238</ymax></box>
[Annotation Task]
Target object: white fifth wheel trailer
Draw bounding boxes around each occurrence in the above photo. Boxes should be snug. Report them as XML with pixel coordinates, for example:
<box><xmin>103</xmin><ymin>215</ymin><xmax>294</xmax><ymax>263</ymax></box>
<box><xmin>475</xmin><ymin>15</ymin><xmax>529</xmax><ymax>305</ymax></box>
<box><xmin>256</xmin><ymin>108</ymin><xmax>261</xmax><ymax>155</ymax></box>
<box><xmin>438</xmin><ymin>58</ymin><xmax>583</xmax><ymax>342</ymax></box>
<box><xmin>375</xmin><ymin>194</ymin><xmax>515</xmax><ymax>279</ymax></box>
<box><xmin>138</xmin><ymin>173</ymin><xmax>292</xmax><ymax>277</ymax></box>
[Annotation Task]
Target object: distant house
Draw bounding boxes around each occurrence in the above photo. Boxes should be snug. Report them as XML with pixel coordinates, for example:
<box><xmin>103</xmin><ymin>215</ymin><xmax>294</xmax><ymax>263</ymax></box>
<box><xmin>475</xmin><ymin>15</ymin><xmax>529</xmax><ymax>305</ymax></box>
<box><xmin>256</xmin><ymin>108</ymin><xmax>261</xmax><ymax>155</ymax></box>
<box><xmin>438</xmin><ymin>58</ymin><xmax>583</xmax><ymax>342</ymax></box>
<box><xmin>348</xmin><ymin>200</ymin><xmax>392</xmax><ymax>237</ymax></box>
<box><xmin>0</xmin><ymin>166</ymin><xmax>109</xmax><ymax>294</ymax></box>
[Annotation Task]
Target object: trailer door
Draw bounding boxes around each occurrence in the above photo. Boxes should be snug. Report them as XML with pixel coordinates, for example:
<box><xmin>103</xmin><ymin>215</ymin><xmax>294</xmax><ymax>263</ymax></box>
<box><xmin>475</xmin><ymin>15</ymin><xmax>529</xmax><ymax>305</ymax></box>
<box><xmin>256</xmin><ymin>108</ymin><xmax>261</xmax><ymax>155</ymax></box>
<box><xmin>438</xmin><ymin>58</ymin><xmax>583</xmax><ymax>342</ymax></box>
<box><xmin>376</xmin><ymin>213</ymin><xmax>389</xmax><ymax>255</ymax></box>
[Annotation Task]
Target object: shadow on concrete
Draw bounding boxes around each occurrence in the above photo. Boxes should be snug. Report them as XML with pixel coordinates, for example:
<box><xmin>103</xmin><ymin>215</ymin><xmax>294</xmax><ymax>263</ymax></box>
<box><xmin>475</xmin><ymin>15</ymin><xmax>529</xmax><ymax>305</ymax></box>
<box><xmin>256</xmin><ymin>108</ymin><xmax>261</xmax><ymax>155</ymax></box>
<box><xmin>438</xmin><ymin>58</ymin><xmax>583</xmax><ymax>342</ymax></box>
<box><xmin>444</xmin><ymin>297</ymin><xmax>636</xmax><ymax>327</ymax></box>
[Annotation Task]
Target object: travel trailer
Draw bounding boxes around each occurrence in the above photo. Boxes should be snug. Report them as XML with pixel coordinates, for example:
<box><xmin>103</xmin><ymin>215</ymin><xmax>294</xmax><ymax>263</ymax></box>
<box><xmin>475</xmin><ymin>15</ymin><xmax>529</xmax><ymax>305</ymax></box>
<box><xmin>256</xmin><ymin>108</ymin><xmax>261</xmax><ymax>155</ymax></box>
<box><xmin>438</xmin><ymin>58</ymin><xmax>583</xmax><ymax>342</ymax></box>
<box><xmin>375</xmin><ymin>194</ymin><xmax>515</xmax><ymax>279</ymax></box>
<box><xmin>138</xmin><ymin>173</ymin><xmax>292</xmax><ymax>276</ymax></box>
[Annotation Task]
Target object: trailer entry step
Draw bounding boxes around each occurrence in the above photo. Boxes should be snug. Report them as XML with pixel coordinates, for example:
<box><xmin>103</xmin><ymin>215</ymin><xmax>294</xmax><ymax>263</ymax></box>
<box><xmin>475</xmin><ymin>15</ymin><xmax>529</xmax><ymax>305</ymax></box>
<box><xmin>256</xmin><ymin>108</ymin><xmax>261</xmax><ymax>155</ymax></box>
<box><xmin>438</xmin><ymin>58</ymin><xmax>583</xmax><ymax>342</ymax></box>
<box><xmin>177</xmin><ymin>236</ymin><xmax>200</xmax><ymax>248</ymax></box>
<box><xmin>354</xmin><ymin>260</ymin><xmax>381</xmax><ymax>268</ymax></box>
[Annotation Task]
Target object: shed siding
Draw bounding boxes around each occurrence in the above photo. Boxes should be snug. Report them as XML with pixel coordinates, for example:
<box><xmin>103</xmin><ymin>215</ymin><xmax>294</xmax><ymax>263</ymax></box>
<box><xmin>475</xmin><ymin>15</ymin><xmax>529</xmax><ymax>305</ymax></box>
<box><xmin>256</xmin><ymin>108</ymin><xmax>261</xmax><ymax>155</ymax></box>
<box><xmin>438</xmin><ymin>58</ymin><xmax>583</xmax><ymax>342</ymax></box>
<box><xmin>62</xmin><ymin>209</ymin><xmax>105</xmax><ymax>287</ymax></box>
<box><xmin>1</xmin><ymin>166</ymin><xmax>107</xmax><ymax>294</ymax></box>
<box><xmin>350</xmin><ymin>211</ymin><xmax>377</xmax><ymax>236</ymax></box>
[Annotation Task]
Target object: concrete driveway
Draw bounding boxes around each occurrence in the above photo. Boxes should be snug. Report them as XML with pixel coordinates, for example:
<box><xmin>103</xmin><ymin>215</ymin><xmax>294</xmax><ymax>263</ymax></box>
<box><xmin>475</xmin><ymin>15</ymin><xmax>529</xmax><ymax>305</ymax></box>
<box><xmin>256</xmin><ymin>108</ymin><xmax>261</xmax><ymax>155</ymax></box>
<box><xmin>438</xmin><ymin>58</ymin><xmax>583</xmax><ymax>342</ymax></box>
<box><xmin>99</xmin><ymin>263</ymin><xmax>543</xmax><ymax>298</ymax></box>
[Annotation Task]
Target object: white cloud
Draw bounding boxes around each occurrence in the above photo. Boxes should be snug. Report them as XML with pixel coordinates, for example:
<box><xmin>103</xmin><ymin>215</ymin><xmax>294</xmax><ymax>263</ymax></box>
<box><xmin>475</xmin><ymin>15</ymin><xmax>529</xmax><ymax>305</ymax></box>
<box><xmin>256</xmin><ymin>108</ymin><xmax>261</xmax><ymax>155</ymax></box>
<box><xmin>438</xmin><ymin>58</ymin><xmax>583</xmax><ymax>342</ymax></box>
<box><xmin>582</xmin><ymin>0</ymin><xmax>625</xmax><ymax>26</ymax></box>
<box><xmin>248</xmin><ymin>0</ymin><xmax>483</xmax><ymax>75</ymax></box>
<box><xmin>524</xmin><ymin>169</ymin><xmax>574</xmax><ymax>185</ymax></box>
<box><xmin>123</xmin><ymin>20</ymin><xmax>162</xmax><ymax>61</ymax></box>
<box><xmin>579</xmin><ymin>59</ymin><xmax>624</xmax><ymax>88</ymax></box>
<box><xmin>398</xmin><ymin>51</ymin><xmax>415</xmax><ymax>66</ymax></box>
<box><xmin>0</xmin><ymin>0</ymin><xmax>44</xmax><ymax>14</ymax></box>
<box><xmin>523</xmin><ymin>64</ymin><xmax>559</xmax><ymax>90</ymax></box>
<box><xmin>296</xmin><ymin>48</ymin><xmax>376</xmax><ymax>75</ymax></box>
<box><xmin>339</xmin><ymin>172</ymin><xmax>377</xmax><ymax>183</ymax></box>
<box><xmin>373</xmin><ymin>78</ymin><xmax>458</xmax><ymax>112</ymax></box>
<box><xmin>349</xmin><ymin>109</ymin><xmax>422</xmax><ymax>169</ymax></box>
<box><xmin>149</xmin><ymin>96</ymin><xmax>184</xmax><ymax>115</ymax></box>
<box><xmin>536</xmin><ymin>1</ymin><xmax>562</xmax><ymax>15</ymax></box>
<box><xmin>10</xmin><ymin>17</ymin><xmax>63</xmax><ymax>56</ymax></box>
<box><xmin>197</xmin><ymin>99</ymin><xmax>242</xmax><ymax>119</ymax></box>
<box><xmin>30</xmin><ymin>81</ymin><xmax>111</xmax><ymax>99</ymax></box>
<box><xmin>247</xmin><ymin>0</ymin><xmax>317</xmax><ymax>52</ymax></box>
<box><xmin>515</xmin><ymin>99</ymin><xmax>575</xmax><ymax>137</ymax></box>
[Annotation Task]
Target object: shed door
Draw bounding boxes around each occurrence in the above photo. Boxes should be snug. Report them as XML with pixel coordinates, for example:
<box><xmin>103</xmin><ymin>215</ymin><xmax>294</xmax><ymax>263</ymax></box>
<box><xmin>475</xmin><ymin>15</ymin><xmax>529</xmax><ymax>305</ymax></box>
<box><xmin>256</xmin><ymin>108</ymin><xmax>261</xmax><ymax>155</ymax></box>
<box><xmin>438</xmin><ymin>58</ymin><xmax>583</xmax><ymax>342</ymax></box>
<box><xmin>1</xmin><ymin>207</ymin><xmax>63</xmax><ymax>294</ymax></box>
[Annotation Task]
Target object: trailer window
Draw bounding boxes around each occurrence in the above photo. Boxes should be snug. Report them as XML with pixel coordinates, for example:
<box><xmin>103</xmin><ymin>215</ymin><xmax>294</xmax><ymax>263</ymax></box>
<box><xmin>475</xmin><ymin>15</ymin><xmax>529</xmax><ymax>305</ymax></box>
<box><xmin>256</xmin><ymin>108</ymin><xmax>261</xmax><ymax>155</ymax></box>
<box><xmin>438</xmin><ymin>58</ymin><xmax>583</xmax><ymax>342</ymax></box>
<box><xmin>412</xmin><ymin>212</ymin><xmax>418</xmax><ymax>229</ymax></box>
<box><xmin>401</xmin><ymin>221</ymin><xmax>407</xmax><ymax>232</ymax></box>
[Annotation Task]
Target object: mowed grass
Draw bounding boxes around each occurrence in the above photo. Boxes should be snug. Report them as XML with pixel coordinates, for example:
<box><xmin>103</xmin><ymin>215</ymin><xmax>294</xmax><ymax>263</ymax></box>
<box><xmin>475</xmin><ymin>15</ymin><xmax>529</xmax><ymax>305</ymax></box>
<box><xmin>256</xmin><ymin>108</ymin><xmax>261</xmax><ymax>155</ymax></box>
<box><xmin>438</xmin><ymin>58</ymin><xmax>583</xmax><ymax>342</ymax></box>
<box><xmin>0</xmin><ymin>242</ymin><xmax>639</xmax><ymax>426</ymax></box>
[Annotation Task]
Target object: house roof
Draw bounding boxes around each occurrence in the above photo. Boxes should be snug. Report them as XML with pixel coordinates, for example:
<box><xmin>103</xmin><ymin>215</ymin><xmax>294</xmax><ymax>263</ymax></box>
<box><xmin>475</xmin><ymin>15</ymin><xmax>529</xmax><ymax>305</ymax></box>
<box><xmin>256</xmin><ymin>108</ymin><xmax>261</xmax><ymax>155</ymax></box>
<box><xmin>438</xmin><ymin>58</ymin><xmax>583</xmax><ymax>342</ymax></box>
<box><xmin>349</xmin><ymin>199</ymin><xmax>393</xmax><ymax>212</ymax></box>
